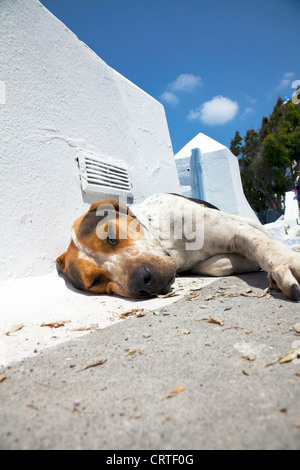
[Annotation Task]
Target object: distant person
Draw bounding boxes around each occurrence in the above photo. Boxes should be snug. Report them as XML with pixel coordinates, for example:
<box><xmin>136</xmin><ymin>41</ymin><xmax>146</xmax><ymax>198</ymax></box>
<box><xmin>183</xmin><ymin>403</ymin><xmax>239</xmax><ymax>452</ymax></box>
<box><xmin>295</xmin><ymin>170</ymin><xmax>300</xmax><ymax>210</ymax></box>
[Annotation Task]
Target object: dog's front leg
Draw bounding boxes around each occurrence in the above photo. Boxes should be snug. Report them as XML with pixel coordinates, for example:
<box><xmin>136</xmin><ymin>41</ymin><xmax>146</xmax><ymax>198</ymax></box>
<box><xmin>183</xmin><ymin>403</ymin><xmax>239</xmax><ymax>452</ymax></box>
<box><xmin>231</xmin><ymin>225</ymin><xmax>300</xmax><ymax>300</ymax></box>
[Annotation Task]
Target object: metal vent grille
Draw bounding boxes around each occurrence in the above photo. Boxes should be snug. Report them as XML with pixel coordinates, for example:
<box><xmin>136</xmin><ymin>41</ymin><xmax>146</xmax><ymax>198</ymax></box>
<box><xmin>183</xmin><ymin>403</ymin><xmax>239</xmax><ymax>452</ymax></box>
<box><xmin>77</xmin><ymin>150</ymin><xmax>133</xmax><ymax>197</ymax></box>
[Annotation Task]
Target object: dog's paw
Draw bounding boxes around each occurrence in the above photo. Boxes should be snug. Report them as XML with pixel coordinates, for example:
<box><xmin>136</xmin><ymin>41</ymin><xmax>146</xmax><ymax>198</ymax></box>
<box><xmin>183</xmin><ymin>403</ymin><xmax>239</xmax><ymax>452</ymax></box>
<box><xmin>268</xmin><ymin>264</ymin><xmax>300</xmax><ymax>301</ymax></box>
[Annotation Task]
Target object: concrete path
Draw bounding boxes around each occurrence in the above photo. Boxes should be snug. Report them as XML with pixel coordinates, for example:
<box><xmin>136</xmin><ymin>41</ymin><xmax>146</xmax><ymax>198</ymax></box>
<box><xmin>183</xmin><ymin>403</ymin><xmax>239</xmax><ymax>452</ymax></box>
<box><xmin>0</xmin><ymin>271</ymin><xmax>216</xmax><ymax>365</ymax></box>
<box><xmin>0</xmin><ymin>272</ymin><xmax>299</xmax><ymax>450</ymax></box>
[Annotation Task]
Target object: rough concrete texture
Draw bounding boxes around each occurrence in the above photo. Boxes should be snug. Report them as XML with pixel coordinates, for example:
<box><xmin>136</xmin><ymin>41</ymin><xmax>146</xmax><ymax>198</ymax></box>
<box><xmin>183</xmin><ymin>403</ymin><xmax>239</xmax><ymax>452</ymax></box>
<box><xmin>0</xmin><ymin>272</ymin><xmax>300</xmax><ymax>450</ymax></box>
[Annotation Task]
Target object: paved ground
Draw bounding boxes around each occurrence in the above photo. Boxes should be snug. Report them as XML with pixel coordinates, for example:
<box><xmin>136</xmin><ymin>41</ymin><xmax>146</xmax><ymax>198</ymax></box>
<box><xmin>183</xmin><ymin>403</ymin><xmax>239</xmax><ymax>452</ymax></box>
<box><xmin>0</xmin><ymin>272</ymin><xmax>300</xmax><ymax>450</ymax></box>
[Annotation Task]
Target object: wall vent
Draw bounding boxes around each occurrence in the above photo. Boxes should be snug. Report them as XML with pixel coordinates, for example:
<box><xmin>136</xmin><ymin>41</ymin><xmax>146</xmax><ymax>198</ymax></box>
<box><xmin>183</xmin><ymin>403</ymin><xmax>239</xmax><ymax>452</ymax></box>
<box><xmin>77</xmin><ymin>149</ymin><xmax>133</xmax><ymax>197</ymax></box>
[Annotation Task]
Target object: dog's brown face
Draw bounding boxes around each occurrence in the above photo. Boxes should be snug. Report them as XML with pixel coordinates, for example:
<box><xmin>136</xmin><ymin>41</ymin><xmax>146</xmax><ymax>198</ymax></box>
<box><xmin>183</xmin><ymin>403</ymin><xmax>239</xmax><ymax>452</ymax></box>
<box><xmin>57</xmin><ymin>200</ymin><xmax>176</xmax><ymax>298</ymax></box>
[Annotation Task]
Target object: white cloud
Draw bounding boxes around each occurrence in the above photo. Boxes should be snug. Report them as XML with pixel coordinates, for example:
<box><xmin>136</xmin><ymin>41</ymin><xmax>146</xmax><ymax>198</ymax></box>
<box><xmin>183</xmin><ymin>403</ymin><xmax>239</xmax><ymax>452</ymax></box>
<box><xmin>245</xmin><ymin>95</ymin><xmax>257</xmax><ymax>105</ymax></box>
<box><xmin>277</xmin><ymin>72</ymin><xmax>295</xmax><ymax>90</ymax></box>
<box><xmin>168</xmin><ymin>73</ymin><xmax>202</xmax><ymax>92</ymax></box>
<box><xmin>187</xmin><ymin>95</ymin><xmax>239</xmax><ymax>126</ymax></box>
<box><xmin>242</xmin><ymin>106</ymin><xmax>255</xmax><ymax>117</ymax></box>
<box><xmin>160</xmin><ymin>91</ymin><xmax>179</xmax><ymax>106</ymax></box>
<box><xmin>161</xmin><ymin>73</ymin><xmax>202</xmax><ymax>106</ymax></box>
<box><xmin>186</xmin><ymin>108</ymin><xmax>202</xmax><ymax>121</ymax></box>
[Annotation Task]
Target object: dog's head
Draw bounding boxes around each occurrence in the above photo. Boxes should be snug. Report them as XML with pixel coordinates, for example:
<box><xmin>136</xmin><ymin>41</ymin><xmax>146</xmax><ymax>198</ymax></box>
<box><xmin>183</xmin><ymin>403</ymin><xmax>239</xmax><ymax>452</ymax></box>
<box><xmin>57</xmin><ymin>200</ymin><xmax>176</xmax><ymax>298</ymax></box>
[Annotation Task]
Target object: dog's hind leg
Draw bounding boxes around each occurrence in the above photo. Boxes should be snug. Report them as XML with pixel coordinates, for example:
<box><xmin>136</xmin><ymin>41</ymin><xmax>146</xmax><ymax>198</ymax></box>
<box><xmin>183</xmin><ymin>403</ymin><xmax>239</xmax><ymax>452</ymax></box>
<box><xmin>190</xmin><ymin>254</ymin><xmax>260</xmax><ymax>277</ymax></box>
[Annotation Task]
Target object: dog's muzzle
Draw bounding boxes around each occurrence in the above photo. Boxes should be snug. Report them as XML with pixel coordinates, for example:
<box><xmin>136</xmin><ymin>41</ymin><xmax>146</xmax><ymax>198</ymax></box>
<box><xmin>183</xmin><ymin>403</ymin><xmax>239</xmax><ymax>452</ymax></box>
<box><xmin>129</xmin><ymin>266</ymin><xmax>175</xmax><ymax>298</ymax></box>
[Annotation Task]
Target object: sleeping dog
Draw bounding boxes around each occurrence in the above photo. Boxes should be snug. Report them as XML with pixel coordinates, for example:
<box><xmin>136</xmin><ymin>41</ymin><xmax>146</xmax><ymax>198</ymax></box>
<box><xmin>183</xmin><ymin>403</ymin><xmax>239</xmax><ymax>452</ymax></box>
<box><xmin>57</xmin><ymin>193</ymin><xmax>300</xmax><ymax>300</ymax></box>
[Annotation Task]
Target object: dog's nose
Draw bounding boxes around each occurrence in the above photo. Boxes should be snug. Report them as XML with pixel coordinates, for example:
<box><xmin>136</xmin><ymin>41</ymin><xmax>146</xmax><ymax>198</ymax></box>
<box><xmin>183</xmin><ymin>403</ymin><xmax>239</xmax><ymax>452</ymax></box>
<box><xmin>129</xmin><ymin>266</ymin><xmax>175</xmax><ymax>298</ymax></box>
<box><xmin>129</xmin><ymin>266</ymin><xmax>155</xmax><ymax>297</ymax></box>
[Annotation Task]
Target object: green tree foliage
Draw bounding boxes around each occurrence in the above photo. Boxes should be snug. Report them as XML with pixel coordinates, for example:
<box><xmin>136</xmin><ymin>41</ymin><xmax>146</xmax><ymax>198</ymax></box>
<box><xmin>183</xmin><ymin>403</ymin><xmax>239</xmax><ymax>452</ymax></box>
<box><xmin>230</xmin><ymin>96</ymin><xmax>300</xmax><ymax>223</ymax></box>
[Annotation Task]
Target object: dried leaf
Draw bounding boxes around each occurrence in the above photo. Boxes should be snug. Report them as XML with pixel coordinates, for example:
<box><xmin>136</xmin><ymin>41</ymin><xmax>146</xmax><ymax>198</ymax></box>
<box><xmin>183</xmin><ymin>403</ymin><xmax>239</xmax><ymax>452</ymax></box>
<box><xmin>293</xmin><ymin>323</ymin><xmax>300</xmax><ymax>333</ymax></box>
<box><xmin>250</xmin><ymin>288</ymin><xmax>270</xmax><ymax>298</ymax></box>
<box><xmin>129</xmin><ymin>412</ymin><xmax>141</xmax><ymax>419</ymax></box>
<box><xmin>258</xmin><ymin>287</ymin><xmax>271</xmax><ymax>298</ymax></box>
<box><xmin>279</xmin><ymin>349</ymin><xmax>300</xmax><ymax>364</ymax></box>
<box><xmin>71</xmin><ymin>324</ymin><xmax>99</xmax><ymax>332</ymax></box>
<box><xmin>241</xmin><ymin>354</ymin><xmax>256</xmax><ymax>362</ymax></box>
<box><xmin>5</xmin><ymin>323</ymin><xmax>25</xmax><ymax>335</ymax></box>
<box><xmin>27</xmin><ymin>404</ymin><xmax>38</xmax><ymax>411</ymax></box>
<box><xmin>126</xmin><ymin>348</ymin><xmax>142</xmax><ymax>357</ymax></box>
<box><xmin>0</xmin><ymin>374</ymin><xmax>6</xmax><ymax>383</ymax></box>
<box><xmin>279</xmin><ymin>407</ymin><xmax>288</xmax><ymax>413</ymax></box>
<box><xmin>40</xmin><ymin>320</ymin><xmax>70</xmax><ymax>329</ymax></box>
<box><xmin>224</xmin><ymin>288</ymin><xmax>270</xmax><ymax>299</ymax></box>
<box><xmin>166</xmin><ymin>385</ymin><xmax>185</xmax><ymax>398</ymax></box>
<box><xmin>36</xmin><ymin>382</ymin><xmax>51</xmax><ymax>388</ymax></box>
<box><xmin>242</xmin><ymin>368</ymin><xmax>254</xmax><ymax>377</ymax></box>
<box><xmin>222</xmin><ymin>326</ymin><xmax>243</xmax><ymax>332</ymax></box>
<box><xmin>71</xmin><ymin>327</ymin><xmax>91</xmax><ymax>332</ymax></box>
<box><xmin>208</xmin><ymin>317</ymin><xmax>224</xmax><ymax>326</ymax></box>
<box><xmin>76</xmin><ymin>358</ymin><xmax>107</xmax><ymax>372</ymax></box>
<box><xmin>224</xmin><ymin>306</ymin><xmax>233</xmax><ymax>311</ymax></box>
<box><xmin>189</xmin><ymin>286</ymin><xmax>204</xmax><ymax>293</ymax></box>
<box><xmin>265</xmin><ymin>358</ymin><xmax>280</xmax><ymax>367</ymax></box>
<box><xmin>155</xmin><ymin>288</ymin><xmax>182</xmax><ymax>298</ymax></box>
<box><xmin>204</xmin><ymin>295</ymin><xmax>214</xmax><ymax>301</ymax></box>
<box><xmin>186</xmin><ymin>294</ymin><xmax>200</xmax><ymax>301</ymax></box>
<box><xmin>118</xmin><ymin>309</ymin><xmax>147</xmax><ymax>319</ymax></box>
<box><xmin>239</xmin><ymin>289</ymin><xmax>253</xmax><ymax>297</ymax></box>
<box><xmin>193</xmin><ymin>316</ymin><xmax>224</xmax><ymax>326</ymax></box>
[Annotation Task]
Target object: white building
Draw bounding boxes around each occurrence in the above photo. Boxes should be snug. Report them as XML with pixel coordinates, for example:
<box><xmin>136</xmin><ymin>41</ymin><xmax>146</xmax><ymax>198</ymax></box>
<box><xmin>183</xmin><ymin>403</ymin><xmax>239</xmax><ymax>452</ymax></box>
<box><xmin>264</xmin><ymin>191</ymin><xmax>300</xmax><ymax>246</ymax></box>
<box><xmin>0</xmin><ymin>0</ymin><xmax>180</xmax><ymax>281</ymax></box>
<box><xmin>175</xmin><ymin>133</ymin><xmax>257</xmax><ymax>220</ymax></box>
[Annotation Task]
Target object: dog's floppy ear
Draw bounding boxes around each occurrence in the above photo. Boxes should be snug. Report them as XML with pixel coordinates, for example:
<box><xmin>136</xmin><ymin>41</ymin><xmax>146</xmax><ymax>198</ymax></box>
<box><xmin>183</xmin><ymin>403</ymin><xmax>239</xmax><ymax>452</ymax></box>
<box><xmin>56</xmin><ymin>252</ymin><xmax>66</xmax><ymax>272</ymax></box>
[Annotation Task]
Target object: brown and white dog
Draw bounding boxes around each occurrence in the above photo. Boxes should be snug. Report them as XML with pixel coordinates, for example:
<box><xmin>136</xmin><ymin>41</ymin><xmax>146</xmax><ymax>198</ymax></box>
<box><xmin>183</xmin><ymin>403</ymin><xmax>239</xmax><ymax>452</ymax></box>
<box><xmin>57</xmin><ymin>193</ymin><xmax>300</xmax><ymax>300</ymax></box>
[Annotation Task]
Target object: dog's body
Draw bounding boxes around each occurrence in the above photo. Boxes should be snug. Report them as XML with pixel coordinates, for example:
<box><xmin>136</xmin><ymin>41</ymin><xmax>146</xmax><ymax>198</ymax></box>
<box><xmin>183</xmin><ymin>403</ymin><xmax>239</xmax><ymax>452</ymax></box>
<box><xmin>57</xmin><ymin>193</ymin><xmax>300</xmax><ymax>300</ymax></box>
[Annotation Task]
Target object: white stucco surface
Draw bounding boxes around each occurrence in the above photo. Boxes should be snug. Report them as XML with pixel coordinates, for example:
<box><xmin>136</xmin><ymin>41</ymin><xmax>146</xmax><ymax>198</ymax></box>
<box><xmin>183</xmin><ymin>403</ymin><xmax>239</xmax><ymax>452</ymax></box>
<box><xmin>264</xmin><ymin>191</ymin><xmax>300</xmax><ymax>246</ymax></box>
<box><xmin>0</xmin><ymin>0</ymin><xmax>180</xmax><ymax>281</ymax></box>
<box><xmin>175</xmin><ymin>133</ymin><xmax>257</xmax><ymax>220</ymax></box>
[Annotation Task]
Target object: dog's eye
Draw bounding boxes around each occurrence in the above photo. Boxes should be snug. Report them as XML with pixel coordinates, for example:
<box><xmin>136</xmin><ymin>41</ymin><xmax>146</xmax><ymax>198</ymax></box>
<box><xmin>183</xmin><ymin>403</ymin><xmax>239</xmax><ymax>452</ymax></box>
<box><xmin>89</xmin><ymin>277</ymin><xmax>102</xmax><ymax>289</ymax></box>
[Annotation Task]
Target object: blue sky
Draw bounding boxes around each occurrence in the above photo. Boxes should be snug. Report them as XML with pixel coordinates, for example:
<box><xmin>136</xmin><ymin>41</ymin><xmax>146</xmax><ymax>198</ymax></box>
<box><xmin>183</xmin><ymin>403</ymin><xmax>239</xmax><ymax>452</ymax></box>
<box><xmin>41</xmin><ymin>0</ymin><xmax>300</xmax><ymax>154</ymax></box>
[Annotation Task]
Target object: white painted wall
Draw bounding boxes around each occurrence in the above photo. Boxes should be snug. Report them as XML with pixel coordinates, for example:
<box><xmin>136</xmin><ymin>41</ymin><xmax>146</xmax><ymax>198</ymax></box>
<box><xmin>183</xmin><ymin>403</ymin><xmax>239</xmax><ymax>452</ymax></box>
<box><xmin>175</xmin><ymin>133</ymin><xmax>257</xmax><ymax>220</ymax></box>
<box><xmin>264</xmin><ymin>191</ymin><xmax>300</xmax><ymax>245</ymax></box>
<box><xmin>0</xmin><ymin>0</ymin><xmax>180</xmax><ymax>280</ymax></box>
